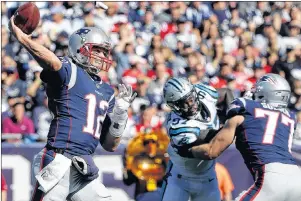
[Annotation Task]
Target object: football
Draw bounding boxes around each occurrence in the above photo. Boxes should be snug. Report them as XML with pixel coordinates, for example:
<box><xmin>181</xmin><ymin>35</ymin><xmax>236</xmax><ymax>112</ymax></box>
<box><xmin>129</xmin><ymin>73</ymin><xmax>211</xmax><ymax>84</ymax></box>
<box><xmin>13</xmin><ymin>2</ymin><xmax>40</xmax><ymax>35</ymax></box>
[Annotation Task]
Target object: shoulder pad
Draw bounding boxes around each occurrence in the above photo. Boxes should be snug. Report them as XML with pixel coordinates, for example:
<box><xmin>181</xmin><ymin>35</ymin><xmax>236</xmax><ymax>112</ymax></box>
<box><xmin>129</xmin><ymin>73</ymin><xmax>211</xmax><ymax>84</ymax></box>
<box><xmin>226</xmin><ymin>98</ymin><xmax>247</xmax><ymax>119</ymax></box>
<box><xmin>195</xmin><ymin>83</ymin><xmax>219</xmax><ymax>100</ymax></box>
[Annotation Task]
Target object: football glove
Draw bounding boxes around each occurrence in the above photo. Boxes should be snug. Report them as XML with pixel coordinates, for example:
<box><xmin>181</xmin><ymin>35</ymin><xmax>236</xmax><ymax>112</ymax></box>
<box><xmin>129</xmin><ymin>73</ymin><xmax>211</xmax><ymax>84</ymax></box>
<box><xmin>175</xmin><ymin>145</ymin><xmax>194</xmax><ymax>158</ymax></box>
<box><xmin>114</xmin><ymin>84</ymin><xmax>137</xmax><ymax>114</ymax></box>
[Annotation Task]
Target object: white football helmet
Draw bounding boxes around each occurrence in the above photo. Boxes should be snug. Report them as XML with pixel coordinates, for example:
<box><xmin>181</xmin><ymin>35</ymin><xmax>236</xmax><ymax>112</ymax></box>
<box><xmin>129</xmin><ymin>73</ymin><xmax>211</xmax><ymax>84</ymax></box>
<box><xmin>68</xmin><ymin>27</ymin><xmax>112</xmax><ymax>75</ymax></box>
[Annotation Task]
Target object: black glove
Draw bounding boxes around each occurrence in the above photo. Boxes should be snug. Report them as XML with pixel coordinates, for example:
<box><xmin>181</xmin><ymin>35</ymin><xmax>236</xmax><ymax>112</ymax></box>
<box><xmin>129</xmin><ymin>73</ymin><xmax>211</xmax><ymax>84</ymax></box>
<box><xmin>174</xmin><ymin>145</ymin><xmax>194</xmax><ymax>158</ymax></box>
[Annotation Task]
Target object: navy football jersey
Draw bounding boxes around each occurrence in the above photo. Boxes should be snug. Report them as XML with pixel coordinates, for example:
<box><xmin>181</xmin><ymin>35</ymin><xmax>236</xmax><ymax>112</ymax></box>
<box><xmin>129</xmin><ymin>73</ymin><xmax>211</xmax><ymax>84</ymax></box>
<box><xmin>227</xmin><ymin>98</ymin><xmax>297</xmax><ymax>175</ymax></box>
<box><xmin>40</xmin><ymin>57</ymin><xmax>115</xmax><ymax>156</ymax></box>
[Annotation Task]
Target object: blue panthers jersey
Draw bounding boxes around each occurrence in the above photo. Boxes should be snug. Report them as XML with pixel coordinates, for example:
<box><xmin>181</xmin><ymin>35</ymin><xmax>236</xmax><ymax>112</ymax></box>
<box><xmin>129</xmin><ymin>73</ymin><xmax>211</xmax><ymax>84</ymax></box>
<box><xmin>40</xmin><ymin>57</ymin><xmax>115</xmax><ymax>156</ymax></box>
<box><xmin>227</xmin><ymin>98</ymin><xmax>297</xmax><ymax>175</ymax></box>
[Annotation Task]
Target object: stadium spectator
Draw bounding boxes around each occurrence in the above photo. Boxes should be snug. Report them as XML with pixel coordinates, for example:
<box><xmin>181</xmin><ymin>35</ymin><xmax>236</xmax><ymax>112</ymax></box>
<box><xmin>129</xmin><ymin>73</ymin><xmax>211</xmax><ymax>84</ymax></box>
<box><xmin>273</xmin><ymin>46</ymin><xmax>301</xmax><ymax>85</ymax></box>
<box><xmin>1</xmin><ymin>58</ymin><xmax>27</xmax><ymax>110</ymax></box>
<box><xmin>41</xmin><ymin>4</ymin><xmax>73</xmax><ymax>41</ymax></box>
<box><xmin>137</xmin><ymin>9</ymin><xmax>161</xmax><ymax>42</ymax></box>
<box><xmin>210</xmin><ymin>62</ymin><xmax>233</xmax><ymax>89</ymax></box>
<box><xmin>122</xmin><ymin>60</ymin><xmax>145</xmax><ymax>91</ymax></box>
<box><xmin>114</xmin><ymin>30</ymin><xmax>136</xmax><ymax>79</ymax></box>
<box><xmin>131</xmin><ymin>79</ymin><xmax>151</xmax><ymax>115</ymax></box>
<box><xmin>2</xmin><ymin>25</ymin><xmax>14</xmax><ymax>58</ymax></box>
<box><xmin>185</xmin><ymin>2</ymin><xmax>212</xmax><ymax>29</ymax></box>
<box><xmin>146</xmin><ymin>63</ymin><xmax>170</xmax><ymax>106</ymax></box>
<box><xmin>135</xmin><ymin>106</ymin><xmax>163</xmax><ymax>133</ymax></box>
<box><xmin>2</xmin><ymin>102</ymin><xmax>34</xmax><ymax>136</ymax></box>
<box><xmin>193</xmin><ymin>62</ymin><xmax>210</xmax><ymax>84</ymax></box>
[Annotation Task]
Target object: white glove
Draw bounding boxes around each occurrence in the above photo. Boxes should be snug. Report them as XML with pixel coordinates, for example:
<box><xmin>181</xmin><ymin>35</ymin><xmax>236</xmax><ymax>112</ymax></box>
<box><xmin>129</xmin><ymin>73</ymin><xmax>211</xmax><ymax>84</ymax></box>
<box><xmin>114</xmin><ymin>84</ymin><xmax>137</xmax><ymax>114</ymax></box>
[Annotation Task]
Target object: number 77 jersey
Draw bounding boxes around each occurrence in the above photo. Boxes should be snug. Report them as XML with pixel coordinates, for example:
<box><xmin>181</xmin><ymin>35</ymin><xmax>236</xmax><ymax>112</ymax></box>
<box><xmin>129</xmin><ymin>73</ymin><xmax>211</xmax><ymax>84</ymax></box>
<box><xmin>227</xmin><ymin>98</ymin><xmax>297</xmax><ymax>175</ymax></box>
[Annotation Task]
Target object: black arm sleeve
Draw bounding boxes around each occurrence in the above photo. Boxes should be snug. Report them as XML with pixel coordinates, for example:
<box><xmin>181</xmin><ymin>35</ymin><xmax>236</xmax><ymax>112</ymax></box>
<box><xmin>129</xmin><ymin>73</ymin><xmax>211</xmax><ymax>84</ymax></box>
<box><xmin>204</xmin><ymin>127</ymin><xmax>223</xmax><ymax>143</ymax></box>
<box><xmin>99</xmin><ymin>115</ymin><xmax>112</xmax><ymax>144</ymax></box>
<box><xmin>216</xmin><ymin>88</ymin><xmax>234</xmax><ymax>124</ymax></box>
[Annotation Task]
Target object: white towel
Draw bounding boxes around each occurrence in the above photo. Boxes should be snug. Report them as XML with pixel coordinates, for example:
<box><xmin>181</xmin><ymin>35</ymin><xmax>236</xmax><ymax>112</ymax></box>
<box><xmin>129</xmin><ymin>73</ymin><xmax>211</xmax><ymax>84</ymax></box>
<box><xmin>36</xmin><ymin>153</ymin><xmax>71</xmax><ymax>193</ymax></box>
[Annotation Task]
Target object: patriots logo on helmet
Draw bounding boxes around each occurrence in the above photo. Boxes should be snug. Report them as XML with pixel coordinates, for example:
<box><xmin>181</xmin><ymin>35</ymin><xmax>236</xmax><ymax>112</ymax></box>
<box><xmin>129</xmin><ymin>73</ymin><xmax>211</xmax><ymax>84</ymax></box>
<box><xmin>75</xmin><ymin>28</ymin><xmax>91</xmax><ymax>43</ymax></box>
<box><xmin>259</xmin><ymin>75</ymin><xmax>277</xmax><ymax>85</ymax></box>
<box><xmin>76</xmin><ymin>28</ymin><xmax>91</xmax><ymax>36</ymax></box>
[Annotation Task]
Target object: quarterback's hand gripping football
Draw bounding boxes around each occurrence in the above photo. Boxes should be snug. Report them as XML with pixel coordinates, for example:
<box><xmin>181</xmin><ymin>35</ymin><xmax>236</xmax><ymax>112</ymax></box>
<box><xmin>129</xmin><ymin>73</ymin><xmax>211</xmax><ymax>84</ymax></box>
<box><xmin>8</xmin><ymin>15</ymin><xmax>27</xmax><ymax>40</ymax></box>
<box><xmin>114</xmin><ymin>84</ymin><xmax>137</xmax><ymax>114</ymax></box>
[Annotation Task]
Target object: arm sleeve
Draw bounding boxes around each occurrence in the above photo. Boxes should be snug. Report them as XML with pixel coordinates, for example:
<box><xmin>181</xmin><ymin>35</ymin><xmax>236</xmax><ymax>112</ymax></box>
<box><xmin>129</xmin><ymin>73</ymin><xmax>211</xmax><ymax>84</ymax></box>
<box><xmin>40</xmin><ymin>57</ymin><xmax>72</xmax><ymax>87</ymax></box>
<box><xmin>216</xmin><ymin>88</ymin><xmax>234</xmax><ymax>124</ymax></box>
<box><xmin>217</xmin><ymin>88</ymin><xmax>234</xmax><ymax>107</ymax></box>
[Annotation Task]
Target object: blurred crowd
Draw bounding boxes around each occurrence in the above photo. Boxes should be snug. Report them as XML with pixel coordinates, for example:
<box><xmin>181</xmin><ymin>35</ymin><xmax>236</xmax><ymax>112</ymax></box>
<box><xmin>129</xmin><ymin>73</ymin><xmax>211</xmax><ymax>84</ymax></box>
<box><xmin>1</xmin><ymin>2</ymin><xmax>301</xmax><ymax>144</ymax></box>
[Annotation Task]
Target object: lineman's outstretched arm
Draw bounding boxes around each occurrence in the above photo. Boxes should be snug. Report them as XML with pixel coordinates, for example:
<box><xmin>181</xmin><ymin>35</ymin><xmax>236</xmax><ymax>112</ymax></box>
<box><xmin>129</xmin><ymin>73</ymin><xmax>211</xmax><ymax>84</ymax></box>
<box><xmin>190</xmin><ymin>115</ymin><xmax>244</xmax><ymax>159</ymax></box>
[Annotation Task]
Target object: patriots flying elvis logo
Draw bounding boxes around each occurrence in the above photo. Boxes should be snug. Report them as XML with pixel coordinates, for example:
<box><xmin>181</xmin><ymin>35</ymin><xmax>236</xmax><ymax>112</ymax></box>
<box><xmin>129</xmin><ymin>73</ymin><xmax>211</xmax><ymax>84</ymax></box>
<box><xmin>259</xmin><ymin>75</ymin><xmax>277</xmax><ymax>85</ymax></box>
<box><xmin>76</xmin><ymin>28</ymin><xmax>91</xmax><ymax>35</ymax></box>
<box><xmin>75</xmin><ymin>28</ymin><xmax>91</xmax><ymax>43</ymax></box>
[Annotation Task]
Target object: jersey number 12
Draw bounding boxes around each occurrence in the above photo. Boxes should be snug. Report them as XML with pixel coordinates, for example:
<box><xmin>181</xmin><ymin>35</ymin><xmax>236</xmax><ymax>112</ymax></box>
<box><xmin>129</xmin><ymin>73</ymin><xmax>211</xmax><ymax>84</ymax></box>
<box><xmin>83</xmin><ymin>94</ymin><xmax>108</xmax><ymax>138</ymax></box>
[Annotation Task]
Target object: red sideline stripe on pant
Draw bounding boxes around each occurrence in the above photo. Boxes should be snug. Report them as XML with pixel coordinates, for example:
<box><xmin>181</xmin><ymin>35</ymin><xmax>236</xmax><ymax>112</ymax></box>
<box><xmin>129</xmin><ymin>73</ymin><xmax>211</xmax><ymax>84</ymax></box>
<box><xmin>239</xmin><ymin>166</ymin><xmax>265</xmax><ymax>201</ymax></box>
